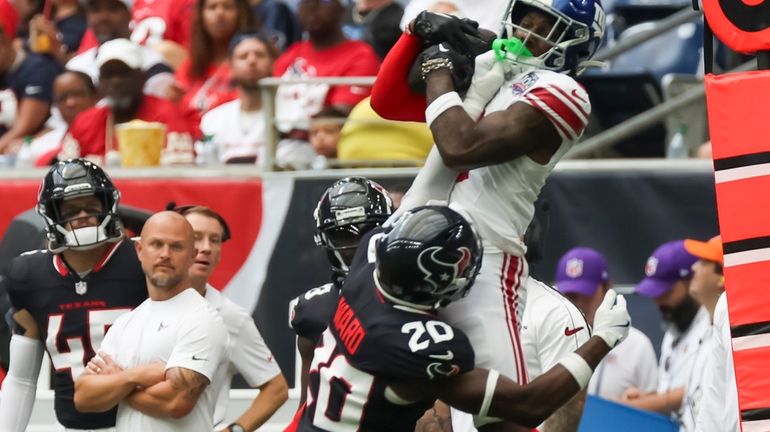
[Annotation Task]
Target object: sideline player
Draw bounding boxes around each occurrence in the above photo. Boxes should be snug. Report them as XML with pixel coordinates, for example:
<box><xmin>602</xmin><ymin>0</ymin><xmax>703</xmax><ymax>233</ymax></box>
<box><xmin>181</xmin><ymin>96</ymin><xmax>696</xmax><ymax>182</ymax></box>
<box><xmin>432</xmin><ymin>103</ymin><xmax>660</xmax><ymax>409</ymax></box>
<box><xmin>179</xmin><ymin>205</ymin><xmax>289</xmax><ymax>432</ymax></box>
<box><xmin>296</xmin><ymin>205</ymin><xmax>631</xmax><ymax>431</ymax></box>
<box><xmin>370</xmin><ymin>4</ymin><xmax>607</xmax><ymax>429</ymax></box>
<box><xmin>0</xmin><ymin>158</ymin><xmax>147</xmax><ymax>431</ymax></box>
<box><xmin>289</xmin><ymin>177</ymin><xmax>393</xmax><ymax>406</ymax></box>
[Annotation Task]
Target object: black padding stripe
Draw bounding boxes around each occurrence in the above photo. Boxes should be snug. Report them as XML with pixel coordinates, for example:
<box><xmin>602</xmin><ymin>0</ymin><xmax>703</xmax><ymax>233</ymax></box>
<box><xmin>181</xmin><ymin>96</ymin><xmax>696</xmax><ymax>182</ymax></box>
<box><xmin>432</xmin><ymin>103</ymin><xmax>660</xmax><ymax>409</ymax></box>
<box><xmin>742</xmin><ymin>407</ymin><xmax>770</xmax><ymax>422</ymax></box>
<box><xmin>714</xmin><ymin>152</ymin><xmax>770</xmax><ymax>171</ymax></box>
<box><xmin>732</xmin><ymin>321</ymin><xmax>770</xmax><ymax>339</ymax></box>
<box><xmin>723</xmin><ymin>236</ymin><xmax>770</xmax><ymax>255</ymax></box>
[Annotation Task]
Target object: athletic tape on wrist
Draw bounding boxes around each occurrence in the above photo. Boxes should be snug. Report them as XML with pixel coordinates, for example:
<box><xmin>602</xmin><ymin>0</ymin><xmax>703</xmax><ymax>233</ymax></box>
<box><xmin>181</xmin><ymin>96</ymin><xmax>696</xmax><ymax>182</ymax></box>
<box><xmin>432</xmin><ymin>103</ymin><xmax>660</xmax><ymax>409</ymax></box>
<box><xmin>425</xmin><ymin>91</ymin><xmax>463</xmax><ymax>127</ymax></box>
<box><xmin>558</xmin><ymin>352</ymin><xmax>593</xmax><ymax>390</ymax></box>
<box><xmin>479</xmin><ymin>369</ymin><xmax>500</xmax><ymax>418</ymax></box>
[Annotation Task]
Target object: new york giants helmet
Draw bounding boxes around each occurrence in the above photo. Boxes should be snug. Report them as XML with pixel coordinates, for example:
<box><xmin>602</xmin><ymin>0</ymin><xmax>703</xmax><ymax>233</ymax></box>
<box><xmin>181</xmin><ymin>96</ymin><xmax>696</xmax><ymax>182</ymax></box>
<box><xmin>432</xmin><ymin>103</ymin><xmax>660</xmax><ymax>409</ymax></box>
<box><xmin>501</xmin><ymin>0</ymin><xmax>606</xmax><ymax>73</ymax></box>
<box><xmin>375</xmin><ymin>206</ymin><xmax>483</xmax><ymax>310</ymax></box>
<box><xmin>314</xmin><ymin>177</ymin><xmax>394</xmax><ymax>276</ymax></box>
<box><xmin>37</xmin><ymin>158</ymin><xmax>122</xmax><ymax>252</ymax></box>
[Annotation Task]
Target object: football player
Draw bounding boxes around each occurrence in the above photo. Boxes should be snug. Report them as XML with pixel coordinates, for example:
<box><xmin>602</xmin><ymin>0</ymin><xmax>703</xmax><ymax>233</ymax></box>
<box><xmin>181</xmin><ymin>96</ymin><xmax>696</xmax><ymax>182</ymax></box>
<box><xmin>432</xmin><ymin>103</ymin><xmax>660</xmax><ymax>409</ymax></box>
<box><xmin>0</xmin><ymin>158</ymin><xmax>147</xmax><ymax>431</ymax></box>
<box><xmin>289</xmin><ymin>177</ymin><xmax>394</xmax><ymax>406</ymax></box>
<box><xmin>295</xmin><ymin>205</ymin><xmax>630</xmax><ymax>431</ymax></box>
<box><xmin>371</xmin><ymin>2</ymin><xmax>605</xmax><ymax>428</ymax></box>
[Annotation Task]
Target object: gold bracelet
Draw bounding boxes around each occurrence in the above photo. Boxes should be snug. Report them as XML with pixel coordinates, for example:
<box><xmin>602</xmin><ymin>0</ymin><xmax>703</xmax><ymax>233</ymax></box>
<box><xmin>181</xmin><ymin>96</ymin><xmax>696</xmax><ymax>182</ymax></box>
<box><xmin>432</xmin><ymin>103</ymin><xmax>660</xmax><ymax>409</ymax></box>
<box><xmin>421</xmin><ymin>58</ymin><xmax>454</xmax><ymax>81</ymax></box>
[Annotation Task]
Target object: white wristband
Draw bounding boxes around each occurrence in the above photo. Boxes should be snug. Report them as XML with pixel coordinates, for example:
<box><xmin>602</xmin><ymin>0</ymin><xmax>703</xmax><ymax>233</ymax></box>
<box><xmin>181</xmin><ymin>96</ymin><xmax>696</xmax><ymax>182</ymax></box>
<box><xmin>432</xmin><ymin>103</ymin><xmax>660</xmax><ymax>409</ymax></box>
<box><xmin>478</xmin><ymin>369</ymin><xmax>500</xmax><ymax>418</ymax></box>
<box><xmin>558</xmin><ymin>352</ymin><xmax>593</xmax><ymax>390</ymax></box>
<box><xmin>425</xmin><ymin>91</ymin><xmax>463</xmax><ymax>127</ymax></box>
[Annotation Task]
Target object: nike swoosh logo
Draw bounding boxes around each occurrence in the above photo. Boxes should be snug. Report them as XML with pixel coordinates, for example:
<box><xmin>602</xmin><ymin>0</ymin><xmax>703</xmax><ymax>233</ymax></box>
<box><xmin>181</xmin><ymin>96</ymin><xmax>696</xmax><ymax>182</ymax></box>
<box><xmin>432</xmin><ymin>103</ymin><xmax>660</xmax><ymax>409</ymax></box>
<box><xmin>438</xmin><ymin>44</ymin><xmax>449</xmax><ymax>52</ymax></box>
<box><xmin>616</xmin><ymin>321</ymin><xmax>631</xmax><ymax>328</ymax></box>
<box><xmin>570</xmin><ymin>89</ymin><xmax>587</xmax><ymax>103</ymax></box>
<box><xmin>564</xmin><ymin>326</ymin><xmax>584</xmax><ymax>336</ymax></box>
<box><xmin>192</xmin><ymin>354</ymin><xmax>208</xmax><ymax>361</ymax></box>
<box><xmin>429</xmin><ymin>350</ymin><xmax>454</xmax><ymax>361</ymax></box>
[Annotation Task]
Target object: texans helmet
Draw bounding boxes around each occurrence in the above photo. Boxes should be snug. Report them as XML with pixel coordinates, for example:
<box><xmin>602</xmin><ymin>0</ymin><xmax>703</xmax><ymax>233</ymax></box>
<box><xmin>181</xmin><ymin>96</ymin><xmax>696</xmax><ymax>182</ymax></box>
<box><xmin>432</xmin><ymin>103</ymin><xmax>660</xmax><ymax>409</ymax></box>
<box><xmin>314</xmin><ymin>177</ymin><xmax>394</xmax><ymax>276</ymax></box>
<box><xmin>375</xmin><ymin>205</ymin><xmax>483</xmax><ymax>310</ymax></box>
<box><xmin>501</xmin><ymin>0</ymin><xmax>605</xmax><ymax>73</ymax></box>
<box><xmin>37</xmin><ymin>158</ymin><xmax>122</xmax><ymax>252</ymax></box>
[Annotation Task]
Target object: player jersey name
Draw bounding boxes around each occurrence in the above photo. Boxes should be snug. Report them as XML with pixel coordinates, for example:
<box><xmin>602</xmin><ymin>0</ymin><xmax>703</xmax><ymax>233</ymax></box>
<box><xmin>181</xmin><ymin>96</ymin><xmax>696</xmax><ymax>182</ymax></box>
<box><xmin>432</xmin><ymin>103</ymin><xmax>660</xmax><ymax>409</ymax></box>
<box><xmin>332</xmin><ymin>296</ymin><xmax>365</xmax><ymax>355</ymax></box>
<box><xmin>58</xmin><ymin>300</ymin><xmax>107</xmax><ymax>311</ymax></box>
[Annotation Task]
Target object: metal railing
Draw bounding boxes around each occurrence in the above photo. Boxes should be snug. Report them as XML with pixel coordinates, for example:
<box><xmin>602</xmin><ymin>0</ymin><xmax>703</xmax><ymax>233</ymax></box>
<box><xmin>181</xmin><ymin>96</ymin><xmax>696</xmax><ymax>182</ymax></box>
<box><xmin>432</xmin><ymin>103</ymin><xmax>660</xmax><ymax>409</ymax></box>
<box><xmin>257</xmin><ymin>76</ymin><xmax>376</xmax><ymax>171</ymax></box>
<box><xmin>566</xmin><ymin>59</ymin><xmax>756</xmax><ymax>159</ymax></box>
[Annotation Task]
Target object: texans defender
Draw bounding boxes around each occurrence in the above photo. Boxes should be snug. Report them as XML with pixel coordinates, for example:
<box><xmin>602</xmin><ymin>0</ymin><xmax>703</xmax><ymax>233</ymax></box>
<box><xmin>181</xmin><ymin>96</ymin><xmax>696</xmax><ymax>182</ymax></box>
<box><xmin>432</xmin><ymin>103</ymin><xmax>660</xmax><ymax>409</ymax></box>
<box><xmin>0</xmin><ymin>159</ymin><xmax>147</xmax><ymax>431</ymax></box>
<box><xmin>297</xmin><ymin>206</ymin><xmax>631</xmax><ymax>432</ymax></box>
<box><xmin>290</xmin><ymin>177</ymin><xmax>393</xmax><ymax>405</ymax></box>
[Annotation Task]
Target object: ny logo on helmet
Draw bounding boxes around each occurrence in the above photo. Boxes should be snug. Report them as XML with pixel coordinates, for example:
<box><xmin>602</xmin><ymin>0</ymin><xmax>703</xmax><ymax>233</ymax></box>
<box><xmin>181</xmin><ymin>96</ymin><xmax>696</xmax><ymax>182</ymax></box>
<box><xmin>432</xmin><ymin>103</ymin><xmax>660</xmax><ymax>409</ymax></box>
<box><xmin>417</xmin><ymin>246</ymin><xmax>472</xmax><ymax>290</ymax></box>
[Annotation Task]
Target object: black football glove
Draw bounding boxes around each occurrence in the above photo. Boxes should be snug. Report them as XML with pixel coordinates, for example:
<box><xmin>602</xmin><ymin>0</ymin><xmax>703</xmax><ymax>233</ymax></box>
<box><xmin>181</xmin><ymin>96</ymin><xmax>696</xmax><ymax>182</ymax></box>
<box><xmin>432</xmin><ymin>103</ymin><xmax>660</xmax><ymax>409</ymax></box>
<box><xmin>407</xmin><ymin>42</ymin><xmax>474</xmax><ymax>96</ymax></box>
<box><xmin>411</xmin><ymin>11</ymin><xmax>494</xmax><ymax>60</ymax></box>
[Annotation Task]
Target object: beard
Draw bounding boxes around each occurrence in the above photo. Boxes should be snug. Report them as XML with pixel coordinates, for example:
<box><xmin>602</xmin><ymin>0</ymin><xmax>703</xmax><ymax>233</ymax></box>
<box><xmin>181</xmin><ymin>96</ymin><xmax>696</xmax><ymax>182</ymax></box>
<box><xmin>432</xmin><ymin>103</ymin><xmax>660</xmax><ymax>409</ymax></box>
<box><xmin>150</xmin><ymin>271</ymin><xmax>183</xmax><ymax>289</ymax></box>
<box><xmin>659</xmin><ymin>295</ymin><xmax>700</xmax><ymax>333</ymax></box>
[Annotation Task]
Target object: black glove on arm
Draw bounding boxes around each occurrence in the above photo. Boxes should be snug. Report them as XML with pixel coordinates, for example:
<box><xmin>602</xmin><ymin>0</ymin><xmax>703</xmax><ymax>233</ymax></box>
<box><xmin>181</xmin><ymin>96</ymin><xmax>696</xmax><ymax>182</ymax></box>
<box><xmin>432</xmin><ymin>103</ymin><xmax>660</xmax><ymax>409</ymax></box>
<box><xmin>407</xmin><ymin>42</ymin><xmax>474</xmax><ymax>96</ymax></box>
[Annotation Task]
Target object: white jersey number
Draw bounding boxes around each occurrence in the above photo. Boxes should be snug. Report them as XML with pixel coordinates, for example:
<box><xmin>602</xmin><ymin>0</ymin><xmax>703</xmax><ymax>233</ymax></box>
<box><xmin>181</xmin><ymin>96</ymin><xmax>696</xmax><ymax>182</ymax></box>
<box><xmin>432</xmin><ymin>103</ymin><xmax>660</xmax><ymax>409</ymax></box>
<box><xmin>46</xmin><ymin>309</ymin><xmax>131</xmax><ymax>380</ymax></box>
<box><xmin>310</xmin><ymin>331</ymin><xmax>375</xmax><ymax>431</ymax></box>
<box><xmin>401</xmin><ymin>320</ymin><xmax>454</xmax><ymax>352</ymax></box>
<box><xmin>131</xmin><ymin>17</ymin><xmax>167</xmax><ymax>45</ymax></box>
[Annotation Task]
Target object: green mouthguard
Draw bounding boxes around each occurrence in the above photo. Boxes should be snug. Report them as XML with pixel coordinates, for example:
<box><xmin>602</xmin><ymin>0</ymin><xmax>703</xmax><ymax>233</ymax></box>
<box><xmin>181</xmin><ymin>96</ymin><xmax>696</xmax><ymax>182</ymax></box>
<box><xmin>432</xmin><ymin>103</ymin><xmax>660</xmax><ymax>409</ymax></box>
<box><xmin>492</xmin><ymin>38</ymin><xmax>533</xmax><ymax>61</ymax></box>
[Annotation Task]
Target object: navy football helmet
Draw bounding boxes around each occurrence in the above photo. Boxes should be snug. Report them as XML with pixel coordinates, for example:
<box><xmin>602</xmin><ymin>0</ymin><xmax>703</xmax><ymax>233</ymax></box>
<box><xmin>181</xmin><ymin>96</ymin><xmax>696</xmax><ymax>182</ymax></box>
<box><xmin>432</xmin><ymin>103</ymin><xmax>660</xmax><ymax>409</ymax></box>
<box><xmin>375</xmin><ymin>205</ymin><xmax>483</xmax><ymax>310</ymax></box>
<box><xmin>37</xmin><ymin>158</ymin><xmax>122</xmax><ymax>252</ymax></box>
<box><xmin>314</xmin><ymin>177</ymin><xmax>394</xmax><ymax>276</ymax></box>
<box><xmin>501</xmin><ymin>0</ymin><xmax>605</xmax><ymax>73</ymax></box>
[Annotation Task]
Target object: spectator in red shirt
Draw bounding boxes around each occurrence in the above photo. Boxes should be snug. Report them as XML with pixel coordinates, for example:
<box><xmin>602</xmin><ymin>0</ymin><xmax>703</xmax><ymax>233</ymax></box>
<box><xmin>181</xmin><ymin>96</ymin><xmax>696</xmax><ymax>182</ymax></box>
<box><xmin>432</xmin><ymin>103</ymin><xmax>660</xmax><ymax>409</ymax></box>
<box><xmin>61</xmin><ymin>38</ymin><xmax>195</xmax><ymax>165</ymax></box>
<box><xmin>67</xmin><ymin>0</ymin><xmax>175</xmax><ymax>99</ymax></box>
<box><xmin>273</xmin><ymin>0</ymin><xmax>380</xmax><ymax>141</ymax></box>
<box><xmin>170</xmin><ymin>0</ymin><xmax>257</xmax><ymax>128</ymax></box>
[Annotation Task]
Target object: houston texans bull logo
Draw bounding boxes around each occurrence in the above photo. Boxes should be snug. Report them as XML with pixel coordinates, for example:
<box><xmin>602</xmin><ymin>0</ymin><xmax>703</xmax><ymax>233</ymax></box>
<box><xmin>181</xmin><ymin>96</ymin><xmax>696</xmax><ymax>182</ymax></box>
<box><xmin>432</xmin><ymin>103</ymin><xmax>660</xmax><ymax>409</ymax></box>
<box><xmin>417</xmin><ymin>246</ymin><xmax>472</xmax><ymax>290</ymax></box>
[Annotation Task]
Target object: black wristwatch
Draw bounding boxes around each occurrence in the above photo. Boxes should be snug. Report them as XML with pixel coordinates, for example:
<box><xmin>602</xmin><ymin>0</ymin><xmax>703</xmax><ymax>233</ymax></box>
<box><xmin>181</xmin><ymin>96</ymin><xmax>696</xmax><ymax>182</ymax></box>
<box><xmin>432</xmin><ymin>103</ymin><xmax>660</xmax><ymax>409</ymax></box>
<box><xmin>227</xmin><ymin>423</ymin><xmax>245</xmax><ymax>432</ymax></box>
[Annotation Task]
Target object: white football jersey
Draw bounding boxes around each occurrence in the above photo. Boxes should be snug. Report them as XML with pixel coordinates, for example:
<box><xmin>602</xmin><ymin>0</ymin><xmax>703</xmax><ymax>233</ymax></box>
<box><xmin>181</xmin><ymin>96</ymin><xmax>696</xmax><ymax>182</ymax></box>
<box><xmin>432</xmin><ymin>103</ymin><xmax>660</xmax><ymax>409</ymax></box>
<box><xmin>450</xmin><ymin>70</ymin><xmax>591</xmax><ymax>255</ymax></box>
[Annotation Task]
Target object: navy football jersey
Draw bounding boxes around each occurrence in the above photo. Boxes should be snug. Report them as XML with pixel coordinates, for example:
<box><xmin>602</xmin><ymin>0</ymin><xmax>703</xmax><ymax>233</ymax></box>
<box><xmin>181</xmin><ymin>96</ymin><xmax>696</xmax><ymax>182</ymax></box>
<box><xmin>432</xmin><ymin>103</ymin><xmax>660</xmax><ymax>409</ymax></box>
<box><xmin>290</xmin><ymin>283</ymin><xmax>340</xmax><ymax>345</ymax></box>
<box><xmin>4</xmin><ymin>239</ymin><xmax>147</xmax><ymax>429</ymax></box>
<box><xmin>298</xmin><ymin>251</ymin><xmax>475</xmax><ymax>431</ymax></box>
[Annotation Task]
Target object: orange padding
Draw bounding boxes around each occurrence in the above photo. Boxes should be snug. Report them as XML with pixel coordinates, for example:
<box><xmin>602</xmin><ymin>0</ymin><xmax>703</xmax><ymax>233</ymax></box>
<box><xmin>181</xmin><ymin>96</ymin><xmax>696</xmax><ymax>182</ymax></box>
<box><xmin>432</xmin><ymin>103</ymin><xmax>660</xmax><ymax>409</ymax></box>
<box><xmin>702</xmin><ymin>0</ymin><xmax>770</xmax><ymax>53</ymax></box>
<box><xmin>724</xmin><ymin>262</ymin><xmax>770</xmax><ymax>327</ymax></box>
<box><xmin>706</xmin><ymin>71</ymin><xmax>770</xmax><ymax>159</ymax></box>
<box><xmin>734</xmin><ymin>347</ymin><xmax>770</xmax><ymax>411</ymax></box>
<box><xmin>715</xmin><ymin>177</ymin><xmax>770</xmax><ymax>243</ymax></box>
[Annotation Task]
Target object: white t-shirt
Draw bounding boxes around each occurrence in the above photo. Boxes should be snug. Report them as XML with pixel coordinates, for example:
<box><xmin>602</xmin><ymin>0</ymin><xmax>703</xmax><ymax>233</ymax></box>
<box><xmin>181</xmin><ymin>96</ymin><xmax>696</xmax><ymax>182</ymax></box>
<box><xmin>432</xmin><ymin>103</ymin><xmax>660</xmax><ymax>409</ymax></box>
<box><xmin>657</xmin><ymin>307</ymin><xmax>710</xmax><ymax>423</ymax></box>
<box><xmin>199</xmin><ymin>99</ymin><xmax>266</xmax><ymax>164</ymax></box>
<box><xmin>680</xmin><ymin>323</ymin><xmax>713</xmax><ymax>431</ymax></box>
<box><xmin>66</xmin><ymin>45</ymin><xmax>174</xmax><ymax>99</ymax></box>
<box><xmin>205</xmin><ymin>286</ymin><xmax>282</xmax><ymax>429</ymax></box>
<box><xmin>657</xmin><ymin>307</ymin><xmax>710</xmax><ymax>394</ymax></box>
<box><xmin>588</xmin><ymin>327</ymin><xmax>659</xmax><ymax>400</ymax></box>
<box><xmin>449</xmin><ymin>70</ymin><xmax>590</xmax><ymax>255</ymax></box>
<box><xmin>99</xmin><ymin>288</ymin><xmax>230</xmax><ymax>432</ymax></box>
<box><xmin>695</xmin><ymin>293</ymin><xmax>739</xmax><ymax>432</ymax></box>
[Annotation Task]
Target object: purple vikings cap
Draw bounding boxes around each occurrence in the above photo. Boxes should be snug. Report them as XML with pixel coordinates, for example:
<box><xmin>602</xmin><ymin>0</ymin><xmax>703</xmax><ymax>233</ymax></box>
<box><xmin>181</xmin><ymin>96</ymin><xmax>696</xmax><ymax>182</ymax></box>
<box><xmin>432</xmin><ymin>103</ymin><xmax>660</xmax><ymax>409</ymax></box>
<box><xmin>555</xmin><ymin>247</ymin><xmax>609</xmax><ymax>296</ymax></box>
<box><xmin>635</xmin><ymin>240</ymin><xmax>698</xmax><ymax>298</ymax></box>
